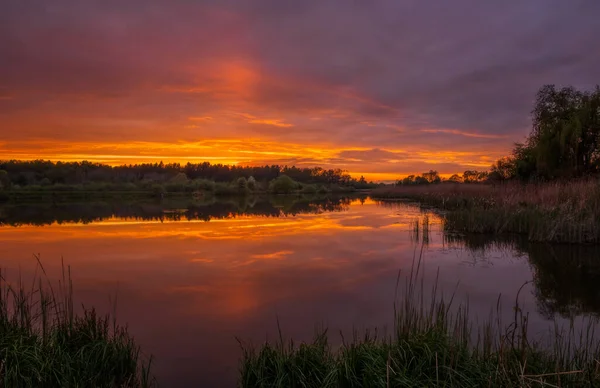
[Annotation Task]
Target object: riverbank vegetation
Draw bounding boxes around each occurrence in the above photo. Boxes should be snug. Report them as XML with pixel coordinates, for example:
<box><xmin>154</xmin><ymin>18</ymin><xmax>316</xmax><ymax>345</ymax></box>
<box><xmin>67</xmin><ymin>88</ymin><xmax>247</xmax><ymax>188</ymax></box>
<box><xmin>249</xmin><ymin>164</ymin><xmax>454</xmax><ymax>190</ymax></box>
<box><xmin>393</xmin><ymin>85</ymin><xmax>600</xmax><ymax>186</ymax></box>
<box><xmin>239</xmin><ymin>252</ymin><xmax>600</xmax><ymax>387</ymax></box>
<box><xmin>0</xmin><ymin>263</ymin><xmax>154</xmax><ymax>387</ymax></box>
<box><xmin>0</xmin><ymin>161</ymin><xmax>377</xmax><ymax>202</ymax></box>
<box><xmin>373</xmin><ymin>179</ymin><xmax>600</xmax><ymax>243</ymax></box>
<box><xmin>372</xmin><ymin>85</ymin><xmax>600</xmax><ymax>243</ymax></box>
<box><xmin>490</xmin><ymin>85</ymin><xmax>600</xmax><ymax>182</ymax></box>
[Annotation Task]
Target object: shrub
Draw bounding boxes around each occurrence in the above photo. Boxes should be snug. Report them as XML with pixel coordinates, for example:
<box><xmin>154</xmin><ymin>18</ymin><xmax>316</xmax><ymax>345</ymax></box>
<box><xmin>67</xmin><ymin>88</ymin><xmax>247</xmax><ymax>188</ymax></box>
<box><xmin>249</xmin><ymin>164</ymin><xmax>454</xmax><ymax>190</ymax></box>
<box><xmin>214</xmin><ymin>182</ymin><xmax>238</xmax><ymax>195</ymax></box>
<box><xmin>300</xmin><ymin>184</ymin><xmax>317</xmax><ymax>194</ymax></box>
<box><xmin>268</xmin><ymin>175</ymin><xmax>298</xmax><ymax>194</ymax></box>
<box><xmin>191</xmin><ymin>179</ymin><xmax>216</xmax><ymax>192</ymax></box>
<box><xmin>164</xmin><ymin>182</ymin><xmax>187</xmax><ymax>192</ymax></box>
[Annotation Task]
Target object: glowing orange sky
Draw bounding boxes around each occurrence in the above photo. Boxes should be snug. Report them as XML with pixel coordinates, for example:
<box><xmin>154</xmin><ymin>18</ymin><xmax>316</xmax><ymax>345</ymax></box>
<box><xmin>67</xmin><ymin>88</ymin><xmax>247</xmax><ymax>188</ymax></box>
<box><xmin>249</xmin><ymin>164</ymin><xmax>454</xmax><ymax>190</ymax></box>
<box><xmin>2</xmin><ymin>1</ymin><xmax>597</xmax><ymax>180</ymax></box>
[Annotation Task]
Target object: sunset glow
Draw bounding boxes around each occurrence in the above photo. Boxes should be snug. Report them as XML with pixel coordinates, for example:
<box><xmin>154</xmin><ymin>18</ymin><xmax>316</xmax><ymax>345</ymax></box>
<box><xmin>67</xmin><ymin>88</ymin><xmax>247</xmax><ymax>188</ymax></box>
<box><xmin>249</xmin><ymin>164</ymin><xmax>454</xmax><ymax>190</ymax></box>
<box><xmin>1</xmin><ymin>1</ymin><xmax>598</xmax><ymax>179</ymax></box>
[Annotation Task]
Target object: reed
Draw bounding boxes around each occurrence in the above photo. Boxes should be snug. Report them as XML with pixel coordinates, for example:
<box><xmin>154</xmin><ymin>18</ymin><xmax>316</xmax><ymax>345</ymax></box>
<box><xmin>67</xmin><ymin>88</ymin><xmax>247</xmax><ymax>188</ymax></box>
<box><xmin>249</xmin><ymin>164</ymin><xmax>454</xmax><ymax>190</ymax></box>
<box><xmin>239</xmin><ymin>249</ymin><xmax>600</xmax><ymax>387</ymax></box>
<box><xmin>0</xmin><ymin>258</ymin><xmax>155</xmax><ymax>388</ymax></box>
<box><xmin>371</xmin><ymin>180</ymin><xmax>600</xmax><ymax>243</ymax></box>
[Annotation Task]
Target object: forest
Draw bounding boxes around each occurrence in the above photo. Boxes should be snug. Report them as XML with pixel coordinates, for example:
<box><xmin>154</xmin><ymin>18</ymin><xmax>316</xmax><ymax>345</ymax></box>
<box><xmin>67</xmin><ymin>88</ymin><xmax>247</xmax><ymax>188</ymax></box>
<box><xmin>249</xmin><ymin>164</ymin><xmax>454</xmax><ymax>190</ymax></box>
<box><xmin>0</xmin><ymin>160</ymin><xmax>377</xmax><ymax>199</ymax></box>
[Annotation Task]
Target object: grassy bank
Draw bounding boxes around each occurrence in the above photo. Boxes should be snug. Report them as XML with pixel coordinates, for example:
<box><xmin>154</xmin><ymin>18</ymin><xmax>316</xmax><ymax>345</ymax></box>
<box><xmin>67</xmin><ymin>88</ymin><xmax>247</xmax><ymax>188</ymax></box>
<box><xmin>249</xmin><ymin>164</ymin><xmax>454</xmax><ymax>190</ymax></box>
<box><xmin>0</xmin><ymin>262</ymin><xmax>154</xmax><ymax>387</ymax></box>
<box><xmin>239</xmin><ymin>252</ymin><xmax>600</xmax><ymax>387</ymax></box>
<box><xmin>371</xmin><ymin>180</ymin><xmax>600</xmax><ymax>243</ymax></box>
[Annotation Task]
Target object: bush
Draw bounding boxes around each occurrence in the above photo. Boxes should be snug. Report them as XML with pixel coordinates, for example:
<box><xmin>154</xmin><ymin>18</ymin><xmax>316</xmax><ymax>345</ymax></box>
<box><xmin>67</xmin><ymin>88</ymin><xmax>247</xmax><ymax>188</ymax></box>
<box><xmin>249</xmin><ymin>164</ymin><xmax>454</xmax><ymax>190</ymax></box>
<box><xmin>300</xmin><ymin>184</ymin><xmax>317</xmax><ymax>194</ymax></box>
<box><xmin>268</xmin><ymin>175</ymin><xmax>298</xmax><ymax>194</ymax></box>
<box><xmin>24</xmin><ymin>184</ymin><xmax>43</xmax><ymax>191</ymax></box>
<box><xmin>120</xmin><ymin>182</ymin><xmax>138</xmax><ymax>191</ymax></box>
<box><xmin>214</xmin><ymin>182</ymin><xmax>238</xmax><ymax>195</ymax></box>
<box><xmin>191</xmin><ymin>179</ymin><xmax>216</xmax><ymax>192</ymax></box>
<box><xmin>329</xmin><ymin>184</ymin><xmax>355</xmax><ymax>193</ymax></box>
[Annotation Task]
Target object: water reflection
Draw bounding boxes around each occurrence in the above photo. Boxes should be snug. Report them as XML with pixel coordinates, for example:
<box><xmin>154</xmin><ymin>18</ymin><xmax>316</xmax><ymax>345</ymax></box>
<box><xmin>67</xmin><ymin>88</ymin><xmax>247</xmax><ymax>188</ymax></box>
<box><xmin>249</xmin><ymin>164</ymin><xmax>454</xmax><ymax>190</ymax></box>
<box><xmin>442</xmin><ymin>232</ymin><xmax>600</xmax><ymax>319</ymax></box>
<box><xmin>0</xmin><ymin>195</ymin><xmax>355</xmax><ymax>226</ymax></box>
<box><xmin>0</xmin><ymin>198</ymin><xmax>598</xmax><ymax>386</ymax></box>
<box><xmin>528</xmin><ymin>244</ymin><xmax>600</xmax><ymax>319</ymax></box>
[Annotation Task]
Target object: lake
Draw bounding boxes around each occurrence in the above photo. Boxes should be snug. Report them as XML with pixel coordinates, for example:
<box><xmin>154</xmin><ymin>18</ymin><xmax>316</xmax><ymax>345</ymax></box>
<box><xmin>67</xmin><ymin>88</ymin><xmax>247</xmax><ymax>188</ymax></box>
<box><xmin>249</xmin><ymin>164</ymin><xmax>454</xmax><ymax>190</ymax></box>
<box><xmin>1</xmin><ymin>196</ymin><xmax>598</xmax><ymax>387</ymax></box>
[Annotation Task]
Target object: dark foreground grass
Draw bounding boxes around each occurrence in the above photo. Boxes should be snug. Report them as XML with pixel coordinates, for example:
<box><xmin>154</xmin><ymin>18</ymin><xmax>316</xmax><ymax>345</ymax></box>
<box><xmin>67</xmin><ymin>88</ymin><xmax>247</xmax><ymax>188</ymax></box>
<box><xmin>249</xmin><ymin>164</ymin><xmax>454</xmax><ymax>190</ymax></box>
<box><xmin>371</xmin><ymin>180</ymin><xmax>600</xmax><ymax>243</ymax></box>
<box><xmin>0</xmin><ymin>261</ymin><xmax>154</xmax><ymax>387</ymax></box>
<box><xmin>239</xmin><ymin>251</ymin><xmax>600</xmax><ymax>387</ymax></box>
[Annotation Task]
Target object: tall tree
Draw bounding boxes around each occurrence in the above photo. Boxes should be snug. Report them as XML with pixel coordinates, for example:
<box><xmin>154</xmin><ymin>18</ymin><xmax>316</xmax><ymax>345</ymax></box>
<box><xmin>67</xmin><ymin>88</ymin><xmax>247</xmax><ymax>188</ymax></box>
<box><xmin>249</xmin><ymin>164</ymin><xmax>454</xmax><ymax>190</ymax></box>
<box><xmin>493</xmin><ymin>85</ymin><xmax>600</xmax><ymax>181</ymax></box>
<box><xmin>530</xmin><ymin>85</ymin><xmax>600</xmax><ymax>178</ymax></box>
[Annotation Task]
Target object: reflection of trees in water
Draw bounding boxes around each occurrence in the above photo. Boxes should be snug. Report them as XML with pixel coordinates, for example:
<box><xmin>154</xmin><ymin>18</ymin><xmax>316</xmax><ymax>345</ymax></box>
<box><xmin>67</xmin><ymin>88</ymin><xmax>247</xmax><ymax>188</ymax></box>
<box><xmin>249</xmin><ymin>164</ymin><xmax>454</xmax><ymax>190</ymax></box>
<box><xmin>445</xmin><ymin>233</ymin><xmax>600</xmax><ymax>319</ymax></box>
<box><xmin>526</xmin><ymin>244</ymin><xmax>600</xmax><ymax>320</ymax></box>
<box><xmin>0</xmin><ymin>195</ymin><xmax>356</xmax><ymax>227</ymax></box>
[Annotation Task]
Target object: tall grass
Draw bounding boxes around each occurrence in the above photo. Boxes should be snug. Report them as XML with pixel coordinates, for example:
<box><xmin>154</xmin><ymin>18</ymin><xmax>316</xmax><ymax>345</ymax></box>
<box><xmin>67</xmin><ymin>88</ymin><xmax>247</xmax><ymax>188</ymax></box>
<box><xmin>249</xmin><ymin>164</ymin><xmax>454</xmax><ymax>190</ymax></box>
<box><xmin>410</xmin><ymin>215</ymin><xmax>430</xmax><ymax>246</ymax></box>
<box><xmin>238</xmin><ymin>249</ymin><xmax>600</xmax><ymax>387</ymax></box>
<box><xmin>0</xmin><ymin>259</ymin><xmax>154</xmax><ymax>387</ymax></box>
<box><xmin>372</xmin><ymin>180</ymin><xmax>600</xmax><ymax>243</ymax></box>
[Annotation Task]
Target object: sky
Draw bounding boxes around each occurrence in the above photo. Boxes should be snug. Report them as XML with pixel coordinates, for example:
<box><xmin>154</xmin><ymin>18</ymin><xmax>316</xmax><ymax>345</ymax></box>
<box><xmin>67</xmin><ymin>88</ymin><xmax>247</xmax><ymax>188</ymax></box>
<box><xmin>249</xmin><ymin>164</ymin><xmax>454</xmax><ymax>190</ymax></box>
<box><xmin>1</xmin><ymin>0</ymin><xmax>599</xmax><ymax>181</ymax></box>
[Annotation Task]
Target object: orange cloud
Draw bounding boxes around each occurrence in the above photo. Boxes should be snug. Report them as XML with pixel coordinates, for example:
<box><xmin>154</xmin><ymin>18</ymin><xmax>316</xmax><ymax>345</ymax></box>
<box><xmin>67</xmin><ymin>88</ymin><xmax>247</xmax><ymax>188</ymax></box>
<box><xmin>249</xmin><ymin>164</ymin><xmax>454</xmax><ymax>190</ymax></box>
<box><xmin>250</xmin><ymin>250</ymin><xmax>294</xmax><ymax>260</ymax></box>
<box><xmin>248</xmin><ymin>118</ymin><xmax>293</xmax><ymax>127</ymax></box>
<box><xmin>188</xmin><ymin>116</ymin><xmax>213</xmax><ymax>122</ymax></box>
<box><xmin>420</xmin><ymin>129</ymin><xmax>508</xmax><ymax>139</ymax></box>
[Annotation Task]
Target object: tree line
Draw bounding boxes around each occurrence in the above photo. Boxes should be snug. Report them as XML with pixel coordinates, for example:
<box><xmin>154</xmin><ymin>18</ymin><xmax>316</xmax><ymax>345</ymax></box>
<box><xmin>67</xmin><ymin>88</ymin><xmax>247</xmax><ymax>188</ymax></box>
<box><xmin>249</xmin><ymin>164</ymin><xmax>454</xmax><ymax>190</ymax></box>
<box><xmin>0</xmin><ymin>160</ymin><xmax>376</xmax><ymax>193</ymax></box>
<box><xmin>396</xmin><ymin>170</ymin><xmax>489</xmax><ymax>185</ymax></box>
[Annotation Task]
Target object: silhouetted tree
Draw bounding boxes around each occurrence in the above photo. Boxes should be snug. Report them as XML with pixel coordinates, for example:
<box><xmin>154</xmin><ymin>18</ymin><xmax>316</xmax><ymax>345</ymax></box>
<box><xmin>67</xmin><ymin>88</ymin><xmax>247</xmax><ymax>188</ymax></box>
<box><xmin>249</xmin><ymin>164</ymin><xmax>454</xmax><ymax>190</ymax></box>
<box><xmin>422</xmin><ymin>170</ymin><xmax>441</xmax><ymax>183</ymax></box>
<box><xmin>448</xmin><ymin>174</ymin><xmax>462</xmax><ymax>183</ymax></box>
<box><xmin>462</xmin><ymin>170</ymin><xmax>479</xmax><ymax>183</ymax></box>
<box><xmin>493</xmin><ymin>85</ymin><xmax>600</xmax><ymax>181</ymax></box>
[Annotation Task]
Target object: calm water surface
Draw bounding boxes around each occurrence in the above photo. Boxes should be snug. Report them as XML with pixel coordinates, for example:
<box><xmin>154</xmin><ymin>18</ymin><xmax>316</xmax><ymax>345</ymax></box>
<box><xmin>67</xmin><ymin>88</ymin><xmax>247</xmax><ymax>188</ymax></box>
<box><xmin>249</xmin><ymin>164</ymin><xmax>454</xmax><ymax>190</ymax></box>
<box><xmin>1</xmin><ymin>196</ymin><xmax>598</xmax><ymax>386</ymax></box>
